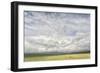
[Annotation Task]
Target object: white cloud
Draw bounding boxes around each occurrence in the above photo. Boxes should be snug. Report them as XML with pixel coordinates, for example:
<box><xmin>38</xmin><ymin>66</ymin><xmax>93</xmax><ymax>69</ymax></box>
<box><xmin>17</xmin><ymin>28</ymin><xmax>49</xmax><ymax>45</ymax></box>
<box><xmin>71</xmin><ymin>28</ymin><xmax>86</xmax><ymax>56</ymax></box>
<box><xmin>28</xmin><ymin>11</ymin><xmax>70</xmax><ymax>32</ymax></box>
<box><xmin>24</xmin><ymin>11</ymin><xmax>90</xmax><ymax>54</ymax></box>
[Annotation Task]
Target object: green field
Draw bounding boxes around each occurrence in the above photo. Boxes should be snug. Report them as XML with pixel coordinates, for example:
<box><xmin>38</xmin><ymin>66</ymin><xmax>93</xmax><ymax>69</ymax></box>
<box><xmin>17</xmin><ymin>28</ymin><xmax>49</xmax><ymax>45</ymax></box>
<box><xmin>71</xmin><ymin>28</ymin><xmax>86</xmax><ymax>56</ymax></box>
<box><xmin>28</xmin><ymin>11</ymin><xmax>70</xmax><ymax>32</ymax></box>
<box><xmin>24</xmin><ymin>52</ymin><xmax>90</xmax><ymax>62</ymax></box>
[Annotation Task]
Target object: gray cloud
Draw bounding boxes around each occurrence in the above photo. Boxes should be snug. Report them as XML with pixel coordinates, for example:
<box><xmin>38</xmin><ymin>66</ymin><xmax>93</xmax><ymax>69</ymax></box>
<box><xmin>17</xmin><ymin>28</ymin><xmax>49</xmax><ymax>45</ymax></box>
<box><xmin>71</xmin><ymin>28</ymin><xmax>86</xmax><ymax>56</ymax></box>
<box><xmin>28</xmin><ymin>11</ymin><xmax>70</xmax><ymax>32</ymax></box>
<box><xmin>24</xmin><ymin>11</ymin><xmax>90</xmax><ymax>54</ymax></box>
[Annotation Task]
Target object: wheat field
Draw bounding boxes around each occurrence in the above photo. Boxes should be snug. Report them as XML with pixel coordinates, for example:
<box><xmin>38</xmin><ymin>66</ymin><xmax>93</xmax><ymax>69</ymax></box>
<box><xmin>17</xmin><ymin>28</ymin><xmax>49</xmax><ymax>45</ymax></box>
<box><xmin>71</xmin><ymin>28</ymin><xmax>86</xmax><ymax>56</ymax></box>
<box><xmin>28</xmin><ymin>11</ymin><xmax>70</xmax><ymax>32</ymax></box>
<box><xmin>24</xmin><ymin>52</ymin><xmax>90</xmax><ymax>62</ymax></box>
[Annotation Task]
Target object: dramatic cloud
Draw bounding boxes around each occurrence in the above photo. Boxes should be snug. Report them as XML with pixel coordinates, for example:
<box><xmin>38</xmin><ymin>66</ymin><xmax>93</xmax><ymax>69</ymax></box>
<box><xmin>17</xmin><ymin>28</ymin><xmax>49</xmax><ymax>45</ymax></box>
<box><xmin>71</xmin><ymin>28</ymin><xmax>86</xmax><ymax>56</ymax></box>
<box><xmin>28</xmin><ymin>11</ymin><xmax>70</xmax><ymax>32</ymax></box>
<box><xmin>24</xmin><ymin>11</ymin><xmax>90</xmax><ymax>54</ymax></box>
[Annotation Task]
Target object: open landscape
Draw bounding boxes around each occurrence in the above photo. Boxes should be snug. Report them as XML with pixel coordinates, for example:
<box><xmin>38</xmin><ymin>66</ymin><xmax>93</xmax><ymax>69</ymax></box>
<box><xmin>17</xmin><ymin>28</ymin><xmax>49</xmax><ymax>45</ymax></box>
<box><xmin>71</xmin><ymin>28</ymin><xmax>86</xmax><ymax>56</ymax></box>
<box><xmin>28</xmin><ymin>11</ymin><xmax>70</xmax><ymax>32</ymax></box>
<box><xmin>24</xmin><ymin>11</ymin><xmax>90</xmax><ymax>62</ymax></box>
<box><xmin>24</xmin><ymin>52</ymin><xmax>90</xmax><ymax>62</ymax></box>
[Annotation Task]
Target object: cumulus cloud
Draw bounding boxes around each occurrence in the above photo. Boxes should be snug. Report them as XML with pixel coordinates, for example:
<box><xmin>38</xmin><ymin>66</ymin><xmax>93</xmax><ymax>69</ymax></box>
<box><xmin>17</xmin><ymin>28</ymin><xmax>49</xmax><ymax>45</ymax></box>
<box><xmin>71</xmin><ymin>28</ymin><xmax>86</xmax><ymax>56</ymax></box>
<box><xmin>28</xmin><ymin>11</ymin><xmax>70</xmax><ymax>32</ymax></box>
<box><xmin>24</xmin><ymin>11</ymin><xmax>90</xmax><ymax>54</ymax></box>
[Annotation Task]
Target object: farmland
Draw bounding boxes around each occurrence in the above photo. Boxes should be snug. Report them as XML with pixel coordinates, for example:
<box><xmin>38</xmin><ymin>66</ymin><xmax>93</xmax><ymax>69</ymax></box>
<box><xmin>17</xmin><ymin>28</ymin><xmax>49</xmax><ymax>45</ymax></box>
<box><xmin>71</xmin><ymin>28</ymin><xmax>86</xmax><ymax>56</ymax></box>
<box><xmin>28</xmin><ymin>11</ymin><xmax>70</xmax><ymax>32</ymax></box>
<box><xmin>24</xmin><ymin>52</ymin><xmax>90</xmax><ymax>62</ymax></box>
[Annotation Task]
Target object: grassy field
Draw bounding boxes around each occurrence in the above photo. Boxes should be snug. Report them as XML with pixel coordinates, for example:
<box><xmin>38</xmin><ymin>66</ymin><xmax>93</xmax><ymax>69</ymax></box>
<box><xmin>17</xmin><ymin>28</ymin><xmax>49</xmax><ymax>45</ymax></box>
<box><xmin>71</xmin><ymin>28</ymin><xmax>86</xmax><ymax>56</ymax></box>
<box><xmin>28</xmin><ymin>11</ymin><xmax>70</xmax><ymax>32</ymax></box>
<box><xmin>24</xmin><ymin>52</ymin><xmax>90</xmax><ymax>62</ymax></box>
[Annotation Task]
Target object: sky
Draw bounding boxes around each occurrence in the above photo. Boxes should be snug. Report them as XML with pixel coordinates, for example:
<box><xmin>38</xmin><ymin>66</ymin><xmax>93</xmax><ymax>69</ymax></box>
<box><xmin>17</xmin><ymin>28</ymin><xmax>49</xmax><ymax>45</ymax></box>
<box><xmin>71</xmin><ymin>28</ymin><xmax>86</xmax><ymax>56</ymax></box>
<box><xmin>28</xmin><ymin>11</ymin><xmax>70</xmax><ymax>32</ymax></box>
<box><xmin>24</xmin><ymin>11</ymin><xmax>90</xmax><ymax>54</ymax></box>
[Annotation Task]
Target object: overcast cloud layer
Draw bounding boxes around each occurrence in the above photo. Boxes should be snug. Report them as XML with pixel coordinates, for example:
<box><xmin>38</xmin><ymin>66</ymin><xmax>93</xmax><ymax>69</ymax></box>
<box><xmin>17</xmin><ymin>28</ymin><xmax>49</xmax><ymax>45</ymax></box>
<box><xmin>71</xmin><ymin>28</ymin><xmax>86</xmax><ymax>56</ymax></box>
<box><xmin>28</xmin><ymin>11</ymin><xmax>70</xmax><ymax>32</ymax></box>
<box><xmin>24</xmin><ymin>11</ymin><xmax>90</xmax><ymax>54</ymax></box>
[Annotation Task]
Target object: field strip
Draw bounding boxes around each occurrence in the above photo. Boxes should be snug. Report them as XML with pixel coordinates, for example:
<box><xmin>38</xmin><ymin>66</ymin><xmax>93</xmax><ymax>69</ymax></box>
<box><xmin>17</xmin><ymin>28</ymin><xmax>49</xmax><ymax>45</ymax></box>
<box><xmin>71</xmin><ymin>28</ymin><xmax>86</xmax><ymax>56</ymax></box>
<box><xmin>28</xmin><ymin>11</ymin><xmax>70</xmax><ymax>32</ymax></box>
<box><xmin>24</xmin><ymin>53</ymin><xmax>90</xmax><ymax>62</ymax></box>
